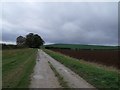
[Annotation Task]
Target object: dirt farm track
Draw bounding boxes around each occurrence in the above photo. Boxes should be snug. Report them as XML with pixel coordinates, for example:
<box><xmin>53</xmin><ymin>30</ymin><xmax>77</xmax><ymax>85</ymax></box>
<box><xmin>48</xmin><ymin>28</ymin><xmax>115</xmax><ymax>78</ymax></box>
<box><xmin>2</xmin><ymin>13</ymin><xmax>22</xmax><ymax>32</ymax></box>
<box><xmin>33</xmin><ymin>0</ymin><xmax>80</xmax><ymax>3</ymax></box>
<box><xmin>50</xmin><ymin>49</ymin><xmax>120</xmax><ymax>69</ymax></box>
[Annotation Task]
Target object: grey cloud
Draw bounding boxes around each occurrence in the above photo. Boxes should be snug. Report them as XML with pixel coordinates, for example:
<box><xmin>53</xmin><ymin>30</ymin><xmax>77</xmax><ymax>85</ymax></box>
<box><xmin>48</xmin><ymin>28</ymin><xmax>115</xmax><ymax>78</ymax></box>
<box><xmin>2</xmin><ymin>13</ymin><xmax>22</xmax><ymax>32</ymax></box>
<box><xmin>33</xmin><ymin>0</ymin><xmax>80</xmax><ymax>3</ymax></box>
<box><xmin>1</xmin><ymin>2</ymin><xmax>118</xmax><ymax>45</ymax></box>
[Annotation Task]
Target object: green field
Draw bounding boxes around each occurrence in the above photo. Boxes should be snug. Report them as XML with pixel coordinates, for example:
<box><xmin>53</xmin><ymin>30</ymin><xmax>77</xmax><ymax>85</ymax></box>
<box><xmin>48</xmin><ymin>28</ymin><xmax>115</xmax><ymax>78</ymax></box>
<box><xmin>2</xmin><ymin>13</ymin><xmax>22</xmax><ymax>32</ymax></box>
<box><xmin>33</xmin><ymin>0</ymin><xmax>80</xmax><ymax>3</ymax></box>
<box><xmin>44</xmin><ymin>44</ymin><xmax>118</xmax><ymax>50</ymax></box>
<box><xmin>0</xmin><ymin>50</ymin><xmax>2</xmax><ymax>89</ymax></box>
<box><xmin>44</xmin><ymin>49</ymin><xmax>120</xmax><ymax>89</ymax></box>
<box><xmin>2</xmin><ymin>48</ymin><xmax>37</xmax><ymax>88</ymax></box>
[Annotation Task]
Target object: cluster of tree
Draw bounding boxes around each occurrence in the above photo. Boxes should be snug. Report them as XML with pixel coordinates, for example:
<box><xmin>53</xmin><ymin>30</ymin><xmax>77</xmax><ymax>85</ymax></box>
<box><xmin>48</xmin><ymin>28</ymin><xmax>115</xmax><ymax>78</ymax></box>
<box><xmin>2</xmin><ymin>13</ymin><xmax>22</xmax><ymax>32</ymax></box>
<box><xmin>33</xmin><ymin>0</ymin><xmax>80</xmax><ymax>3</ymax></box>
<box><xmin>2</xmin><ymin>44</ymin><xmax>17</xmax><ymax>50</ymax></box>
<box><xmin>16</xmin><ymin>33</ymin><xmax>44</xmax><ymax>48</ymax></box>
<box><xmin>2</xmin><ymin>44</ymin><xmax>26</xmax><ymax>50</ymax></box>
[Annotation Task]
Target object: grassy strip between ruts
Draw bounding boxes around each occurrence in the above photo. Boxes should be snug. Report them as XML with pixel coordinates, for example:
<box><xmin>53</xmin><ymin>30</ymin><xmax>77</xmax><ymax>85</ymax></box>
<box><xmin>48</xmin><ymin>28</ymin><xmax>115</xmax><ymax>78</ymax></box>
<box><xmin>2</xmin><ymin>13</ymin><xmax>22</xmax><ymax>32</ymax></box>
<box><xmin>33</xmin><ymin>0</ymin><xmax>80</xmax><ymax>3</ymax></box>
<box><xmin>2</xmin><ymin>48</ymin><xmax>37</xmax><ymax>88</ymax></box>
<box><xmin>48</xmin><ymin>61</ymin><xmax>69</xmax><ymax>88</ymax></box>
<box><xmin>44</xmin><ymin>49</ymin><xmax>120</xmax><ymax>89</ymax></box>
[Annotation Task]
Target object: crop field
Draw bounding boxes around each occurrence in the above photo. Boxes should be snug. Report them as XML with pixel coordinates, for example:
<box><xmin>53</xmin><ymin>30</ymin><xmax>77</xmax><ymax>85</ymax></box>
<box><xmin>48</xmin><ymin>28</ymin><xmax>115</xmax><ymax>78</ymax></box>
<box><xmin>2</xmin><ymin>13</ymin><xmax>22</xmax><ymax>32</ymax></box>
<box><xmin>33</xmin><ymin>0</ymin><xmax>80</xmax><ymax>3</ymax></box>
<box><xmin>2</xmin><ymin>48</ymin><xmax>37</xmax><ymax>88</ymax></box>
<box><xmin>44</xmin><ymin>44</ymin><xmax>119</xmax><ymax>69</ymax></box>
<box><xmin>44</xmin><ymin>49</ymin><xmax>120</xmax><ymax>89</ymax></box>
<box><xmin>51</xmin><ymin>49</ymin><xmax>119</xmax><ymax>69</ymax></box>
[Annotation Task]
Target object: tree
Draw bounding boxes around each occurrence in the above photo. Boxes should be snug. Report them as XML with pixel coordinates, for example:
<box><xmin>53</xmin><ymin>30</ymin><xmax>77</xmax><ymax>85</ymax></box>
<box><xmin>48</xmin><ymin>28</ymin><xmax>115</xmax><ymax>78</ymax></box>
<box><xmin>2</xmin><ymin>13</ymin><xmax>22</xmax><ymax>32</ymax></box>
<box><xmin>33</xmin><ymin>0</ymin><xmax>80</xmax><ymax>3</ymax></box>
<box><xmin>25</xmin><ymin>33</ymin><xmax>34</xmax><ymax>48</ymax></box>
<box><xmin>25</xmin><ymin>33</ymin><xmax>44</xmax><ymax>48</ymax></box>
<box><xmin>16</xmin><ymin>36</ymin><xmax>26</xmax><ymax>46</ymax></box>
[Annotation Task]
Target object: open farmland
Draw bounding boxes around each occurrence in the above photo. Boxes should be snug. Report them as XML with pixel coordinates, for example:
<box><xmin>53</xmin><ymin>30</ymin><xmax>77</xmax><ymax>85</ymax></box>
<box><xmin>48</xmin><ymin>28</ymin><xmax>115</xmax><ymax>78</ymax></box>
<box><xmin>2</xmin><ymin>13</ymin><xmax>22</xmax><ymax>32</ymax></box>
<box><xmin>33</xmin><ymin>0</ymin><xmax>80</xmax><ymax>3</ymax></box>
<box><xmin>44</xmin><ymin>44</ymin><xmax>119</xmax><ymax>69</ymax></box>
<box><xmin>2</xmin><ymin>48</ymin><xmax>37</xmax><ymax>88</ymax></box>
<box><xmin>51</xmin><ymin>49</ymin><xmax>119</xmax><ymax>69</ymax></box>
<box><xmin>44</xmin><ymin>44</ymin><xmax>118</xmax><ymax>50</ymax></box>
<box><xmin>44</xmin><ymin>49</ymin><xmax>120</xmax><ymax>89</ymax></box>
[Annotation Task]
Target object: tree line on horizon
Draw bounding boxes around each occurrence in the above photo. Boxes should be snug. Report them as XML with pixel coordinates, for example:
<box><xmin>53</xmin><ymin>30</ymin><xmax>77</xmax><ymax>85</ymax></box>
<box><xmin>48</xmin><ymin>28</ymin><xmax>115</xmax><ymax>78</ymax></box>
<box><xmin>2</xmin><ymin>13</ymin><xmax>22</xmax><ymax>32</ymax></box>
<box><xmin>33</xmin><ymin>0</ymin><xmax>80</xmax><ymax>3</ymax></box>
<box><xmin>16</xmin><ymin>33</ymin><xmax>45</xmax><ymax>48</ymax></box>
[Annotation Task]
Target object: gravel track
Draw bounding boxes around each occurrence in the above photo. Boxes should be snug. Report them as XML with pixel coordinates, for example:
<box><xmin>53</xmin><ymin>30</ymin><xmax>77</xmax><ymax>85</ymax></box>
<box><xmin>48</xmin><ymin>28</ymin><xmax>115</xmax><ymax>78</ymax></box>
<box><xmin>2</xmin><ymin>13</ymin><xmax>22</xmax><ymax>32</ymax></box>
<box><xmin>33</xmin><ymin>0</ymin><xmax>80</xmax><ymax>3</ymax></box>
<box><xmin>30</xmin><ymin>49</ymin><xmax>95</xmax><ymax>89</ymax></box>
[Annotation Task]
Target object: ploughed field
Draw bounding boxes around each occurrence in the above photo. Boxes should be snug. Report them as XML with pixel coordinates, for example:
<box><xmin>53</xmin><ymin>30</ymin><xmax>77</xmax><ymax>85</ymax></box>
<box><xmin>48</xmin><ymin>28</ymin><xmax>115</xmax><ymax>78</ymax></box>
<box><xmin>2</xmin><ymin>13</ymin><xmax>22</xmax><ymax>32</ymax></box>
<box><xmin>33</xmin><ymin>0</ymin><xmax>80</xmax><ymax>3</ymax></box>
<box><xmin>49</xmin><ymin>49</ymin><xmax>119</xmax><ymax>69</ymax></box>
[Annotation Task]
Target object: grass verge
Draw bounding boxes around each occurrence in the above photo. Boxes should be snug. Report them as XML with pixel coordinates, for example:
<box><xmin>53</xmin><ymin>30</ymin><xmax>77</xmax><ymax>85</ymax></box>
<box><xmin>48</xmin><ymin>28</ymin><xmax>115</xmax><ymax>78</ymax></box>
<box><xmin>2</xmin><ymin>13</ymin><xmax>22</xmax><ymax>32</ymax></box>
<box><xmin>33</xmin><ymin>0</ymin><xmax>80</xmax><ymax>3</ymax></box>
<box><xmin>48</xmin><ymin>61</ymin><xmax>69</xmax><ymax>88</ymax></box>
<box><xmin>44</xmin><ymin>49</ymin><xmax>120</xmax><ymax>89</ymax></box>
<box><xmin>2</xmin><ymin>48</ymin><xmax>37</xmax><ymax>88</ymax></box>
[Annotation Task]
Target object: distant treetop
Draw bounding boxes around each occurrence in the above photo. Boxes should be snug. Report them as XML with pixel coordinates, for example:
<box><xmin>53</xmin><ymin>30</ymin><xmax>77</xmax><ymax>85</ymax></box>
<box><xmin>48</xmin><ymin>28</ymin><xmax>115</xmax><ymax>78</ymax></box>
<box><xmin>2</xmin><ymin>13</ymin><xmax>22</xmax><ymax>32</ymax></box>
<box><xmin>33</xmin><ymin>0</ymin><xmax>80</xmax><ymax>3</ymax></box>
<box><xmin>16</xmin><ymin>33</ymin><xmax>45</xmax><ymax>48</ymax></box>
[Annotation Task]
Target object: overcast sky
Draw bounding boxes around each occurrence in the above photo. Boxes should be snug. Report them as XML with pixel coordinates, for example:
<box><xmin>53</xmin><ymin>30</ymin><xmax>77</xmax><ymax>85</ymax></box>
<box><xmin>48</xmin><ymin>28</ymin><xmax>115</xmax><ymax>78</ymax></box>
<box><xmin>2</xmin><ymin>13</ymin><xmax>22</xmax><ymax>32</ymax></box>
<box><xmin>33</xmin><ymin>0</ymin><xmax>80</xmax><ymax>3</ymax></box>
<box><xmin>1</xmin><ymin>2</ymin><xmax>118</xmax><ymax>45</ymax></box>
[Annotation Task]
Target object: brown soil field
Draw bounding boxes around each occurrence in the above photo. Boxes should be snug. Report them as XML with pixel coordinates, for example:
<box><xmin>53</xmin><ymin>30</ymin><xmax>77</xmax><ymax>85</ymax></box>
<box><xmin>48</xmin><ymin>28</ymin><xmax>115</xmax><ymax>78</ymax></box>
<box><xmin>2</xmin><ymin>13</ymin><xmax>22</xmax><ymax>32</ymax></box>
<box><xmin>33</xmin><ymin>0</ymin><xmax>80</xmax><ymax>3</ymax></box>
<box><xmin>50</xmin><ymin>49</ymin><xmax>120</xmax><ymax>69</ymax></box>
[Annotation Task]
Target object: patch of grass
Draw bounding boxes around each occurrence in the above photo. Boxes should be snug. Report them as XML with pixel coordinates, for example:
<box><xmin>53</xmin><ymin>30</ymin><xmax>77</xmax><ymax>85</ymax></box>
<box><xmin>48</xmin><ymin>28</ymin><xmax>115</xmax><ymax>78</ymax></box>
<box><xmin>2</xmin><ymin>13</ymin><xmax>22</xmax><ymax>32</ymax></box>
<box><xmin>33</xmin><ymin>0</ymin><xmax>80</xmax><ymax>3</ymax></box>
<box><xmin>48</xmin><ymin>61</ymin><xmax>69</xmax><ymax>88</ymax></box>
<box><xmin>2</xmin><ymin>48</ymin><xmax>37</xmax><ymax>88</ymax></box>
<box><xmin>44</xmin><ymin>49</ymin><xmax>120</xmax><ymax>89</ymax></box>
<box><xmin>0</xmin><ymin>50</ymin><xmax>2</xmax><ymax>90</ymax></box>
